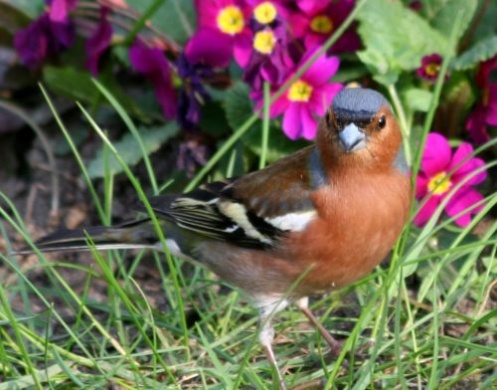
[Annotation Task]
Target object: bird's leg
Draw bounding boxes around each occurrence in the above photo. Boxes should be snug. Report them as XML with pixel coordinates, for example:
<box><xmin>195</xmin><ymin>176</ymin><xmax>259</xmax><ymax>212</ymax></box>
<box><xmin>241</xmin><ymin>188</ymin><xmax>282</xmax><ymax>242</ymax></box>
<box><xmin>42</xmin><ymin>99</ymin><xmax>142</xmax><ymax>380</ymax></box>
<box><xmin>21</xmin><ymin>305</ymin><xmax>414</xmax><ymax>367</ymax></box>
<box><xmin>295</xmin><ymin>297</ymin><xmax>342</xmax><ymax>357</ymax></box>
<box><xmin>259</xmin><ymin>319</ymin><xmax>287</xmax><ymax>390</ymax></box>
<box><xmin>257</xmin><ymin>298</ymin><xmax>290</xmax><ymax>390</ymax></box>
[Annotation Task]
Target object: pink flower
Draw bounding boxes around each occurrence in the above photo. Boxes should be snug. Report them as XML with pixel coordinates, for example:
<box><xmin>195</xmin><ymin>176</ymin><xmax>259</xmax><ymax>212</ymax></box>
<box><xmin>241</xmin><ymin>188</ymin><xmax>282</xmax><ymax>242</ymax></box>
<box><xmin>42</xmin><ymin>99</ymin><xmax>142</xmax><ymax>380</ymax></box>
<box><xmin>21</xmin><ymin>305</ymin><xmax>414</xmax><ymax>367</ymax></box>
<box><xmin>289</xmin><ymin>0</ymin><xmax>360</xmax><ymax>53</ymax></box>
<box><xmin>194</xmin><ymin>0</ymin><xmax>252</xmax><ymax>66</ymax></box>
<box><xmin>415</xmin><ymin>133</ymin><xmax>487</xmax><ymax>227</ymax></box>
<box><xmin>256</xmin><ymin>51</ymin><xmax>343</xmax><ymax>140</ymax></box>
<box><xmin>465</xmin><ymin>57</ymin><xmax>497</xmax><ymax>144</ymax></box>
<box><xmin>416</xmin><ymin>53</ymin><xmax>443</xmax><ymax>82</ymax></box>
<box><xmin>129</xmin><ymin>40</ymin><xmax>177</xmax><ymax>119</ymax></box>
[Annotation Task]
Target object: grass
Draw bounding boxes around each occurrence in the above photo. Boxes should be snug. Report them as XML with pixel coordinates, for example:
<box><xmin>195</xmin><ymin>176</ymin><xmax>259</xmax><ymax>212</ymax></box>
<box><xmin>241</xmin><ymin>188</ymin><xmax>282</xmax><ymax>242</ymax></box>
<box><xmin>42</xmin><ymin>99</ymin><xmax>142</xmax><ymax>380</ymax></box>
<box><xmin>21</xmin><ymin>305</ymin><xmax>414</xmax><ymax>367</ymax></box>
<box><xmin>1</xmin><ymin>29</ymin><xmax>497</xmax><ymax>390</ymax></box>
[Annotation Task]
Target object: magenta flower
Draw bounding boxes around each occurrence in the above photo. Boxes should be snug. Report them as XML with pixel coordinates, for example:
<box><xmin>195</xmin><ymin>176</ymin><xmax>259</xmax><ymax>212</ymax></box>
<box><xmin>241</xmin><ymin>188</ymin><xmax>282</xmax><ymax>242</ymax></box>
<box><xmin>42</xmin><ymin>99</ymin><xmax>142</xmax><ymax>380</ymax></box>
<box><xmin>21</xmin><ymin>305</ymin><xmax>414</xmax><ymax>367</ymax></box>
<box><xmin>129</xmin><ymin>40</ymin><xmax>177</xmax><ymax>119</ymax></box>
<box><xmin>289</xmin><ymin>0</ymin><xmax>360</xmax><ymax>53</ymax></box>
<box><xmin>417</xmin><ymin>53</ymin><xmax>443</xmax><ymax>82</ymax></box>
<box><xmin>465</xmin><ymin>57</ymin><xmax>497</xmax><ymax>144</ymax></box>
<box><xmin>14</xmin><ymin>0</ymin><xmax>78</xmax><ymax>68</ymax></box>
<box><xmin>85</xmin><ymin>7</ymin><xmax>113</xmax><ymax>76</ymax></box>
<box><xmin>257</xmin><ymin>52</ymin><xmax>342</xmax><ymax>140</ymax></box>
<box><xmin>194</xmin><ymin>0</ymin><xmax>252</xmax><ymax>66</ymax></box>
<box><xmin>415</xmin><ymin>133</ymin><xmax>487</xmax><ymax>227</ymax></box>
<box><xmin>185</xmin><ymin>28</ymin><xmax>232</xmax><ymax>68</ymax></box>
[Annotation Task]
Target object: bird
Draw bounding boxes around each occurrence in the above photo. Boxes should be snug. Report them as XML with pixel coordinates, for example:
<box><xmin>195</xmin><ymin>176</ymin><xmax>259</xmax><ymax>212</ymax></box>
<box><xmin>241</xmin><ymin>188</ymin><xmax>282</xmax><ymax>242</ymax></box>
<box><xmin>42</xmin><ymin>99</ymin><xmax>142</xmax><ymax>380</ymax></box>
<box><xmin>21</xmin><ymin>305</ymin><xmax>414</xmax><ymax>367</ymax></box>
<box><xmin>15</xmin><ymin>87</ymin><xmax>412</xmax><ymax>389</ymax></box>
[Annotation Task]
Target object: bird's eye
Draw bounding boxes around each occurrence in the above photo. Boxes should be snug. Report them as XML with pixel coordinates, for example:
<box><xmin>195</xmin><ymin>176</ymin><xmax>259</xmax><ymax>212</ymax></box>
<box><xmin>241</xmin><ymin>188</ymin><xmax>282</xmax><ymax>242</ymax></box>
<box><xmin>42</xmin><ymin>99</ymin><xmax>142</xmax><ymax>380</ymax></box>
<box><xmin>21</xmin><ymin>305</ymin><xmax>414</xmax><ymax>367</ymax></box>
<box><xmin>378</xmin><ymin>115</ymin><xmax>386</xmax><ymax>130</ymax></box>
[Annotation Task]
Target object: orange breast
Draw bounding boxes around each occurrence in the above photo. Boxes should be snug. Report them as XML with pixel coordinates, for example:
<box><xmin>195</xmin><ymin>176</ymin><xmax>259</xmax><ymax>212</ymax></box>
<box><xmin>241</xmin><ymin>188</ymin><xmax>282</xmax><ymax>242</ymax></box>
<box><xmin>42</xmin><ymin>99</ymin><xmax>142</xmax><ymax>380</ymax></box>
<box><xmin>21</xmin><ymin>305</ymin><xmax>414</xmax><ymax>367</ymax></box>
<box><xmin>283</xmin><ymin>171</ymin><xmax>411</xmax><ymax>296</ymax></box>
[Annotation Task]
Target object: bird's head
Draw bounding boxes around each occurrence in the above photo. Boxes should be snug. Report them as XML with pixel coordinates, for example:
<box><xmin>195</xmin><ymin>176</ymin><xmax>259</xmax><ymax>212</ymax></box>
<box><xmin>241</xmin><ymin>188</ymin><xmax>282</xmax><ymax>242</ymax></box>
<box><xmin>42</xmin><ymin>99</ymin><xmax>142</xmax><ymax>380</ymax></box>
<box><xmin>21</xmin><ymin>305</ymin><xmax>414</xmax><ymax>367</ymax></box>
<box><xmin>317</xmin><ymin>88</ymin><xmax>404</xmax><ymax>171</ymax></box>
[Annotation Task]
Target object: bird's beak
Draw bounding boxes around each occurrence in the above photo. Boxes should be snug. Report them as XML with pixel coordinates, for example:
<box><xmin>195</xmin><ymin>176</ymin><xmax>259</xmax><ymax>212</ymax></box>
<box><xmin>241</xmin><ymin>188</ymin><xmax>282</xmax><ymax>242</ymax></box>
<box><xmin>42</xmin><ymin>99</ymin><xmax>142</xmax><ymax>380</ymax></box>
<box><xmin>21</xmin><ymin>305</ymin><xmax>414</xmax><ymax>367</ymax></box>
<box><xmin>338</xmin><ymin>123</ymin><xmax>366</xmax><ymax>152</ymax></box>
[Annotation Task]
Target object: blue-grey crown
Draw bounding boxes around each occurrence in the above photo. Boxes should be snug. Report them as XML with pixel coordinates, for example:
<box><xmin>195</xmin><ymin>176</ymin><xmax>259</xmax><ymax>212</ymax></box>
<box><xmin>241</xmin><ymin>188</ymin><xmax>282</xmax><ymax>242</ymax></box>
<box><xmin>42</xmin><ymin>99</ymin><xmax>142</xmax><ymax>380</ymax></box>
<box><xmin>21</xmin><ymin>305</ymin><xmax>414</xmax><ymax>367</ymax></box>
<box><xmin>332</xmin><ymin>88</ymin><xmax>390</xmax><ymax>121</ymax></box>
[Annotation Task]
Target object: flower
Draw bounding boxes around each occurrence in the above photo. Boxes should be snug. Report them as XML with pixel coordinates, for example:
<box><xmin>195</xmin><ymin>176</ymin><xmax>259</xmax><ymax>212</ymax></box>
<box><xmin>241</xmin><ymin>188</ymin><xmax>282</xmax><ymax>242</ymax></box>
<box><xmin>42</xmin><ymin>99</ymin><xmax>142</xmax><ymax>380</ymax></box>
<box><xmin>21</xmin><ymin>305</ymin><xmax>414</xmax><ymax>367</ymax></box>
<box><xmin>85</xmin><ymin>7</ymin><xmax>113</xmax><ymax>76</ymax></box>
<box><xmin>185</xmin><ymin>27</ymin><xmax>232</xmax><ymax>68</ymax></box>
<box><xmin>417</xmin><ymin>53</ymin><xmax>443</xmax><ymax>82</ymax></box>
<box><xmin>415</xmin><ymin>133</ymin><xmax>487</xmax><ymax>227</ymax></box>
<box><xmin>242</xmin><ymin>25</ymin><xmax>295</xmax><ymax>91</ymax></box>
<box><xmin>129</xmin><ymin>40</ymin><xmax>177</xmax><ymax>119</ymax></box>
<box><xmin>14</xmin><ymin>0</ymin><xmax>78</xmax><ymax>68</ymax></box>
<box><xmin>465</xmin><ymin>57</ymin><xmax>497</xmax><ymax>144</ymax></box>
<box><xmin>256</xmin><ymin>51</ymin><xmax>342</xmax><ymax>140</ymax></box>
<box><xmin>194</xmin><ymin>0</ymin><xmax>252</xmax><ymax>66</ymax></box>
<box><xmin>289</xmin><ymin>0</ymin><xmax>360</xmax><ymax>53</ymax></box>
<box><xmin>176</xmin><ymin>53</ymin><xmax>212</xmax><ymax>129</ymax></box>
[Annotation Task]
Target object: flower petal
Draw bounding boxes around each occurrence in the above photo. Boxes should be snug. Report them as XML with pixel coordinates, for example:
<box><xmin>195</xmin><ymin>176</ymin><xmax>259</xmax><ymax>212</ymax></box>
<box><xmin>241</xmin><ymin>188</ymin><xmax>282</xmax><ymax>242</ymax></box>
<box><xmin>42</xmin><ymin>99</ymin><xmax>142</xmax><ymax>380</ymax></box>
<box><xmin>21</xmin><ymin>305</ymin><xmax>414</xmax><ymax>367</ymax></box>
<box><xmin>301</xmin><ymin>106</ymin><xmax>318</xmax><ymax>139</ymax></box>
<box><xmin>449</xmin><ymin>142</ymin><xmax>487</xmax><ymax>186</ymax></box>
<box><xmin>415</xmin><ymin>174</ymin><xmax>429</xmax><ymax>198</ymax></box>
<box><xmin>309</xmin><ymin>82</ymin><xmax>343</xmax><ymax>116</ymax></box>
<box><xmin>233</xmin><ymin>30</ymin><xmax>252</xmax><ymax>67</ymax></box>
<box><xmin>282</xmin><ymin>103</ymin><xmax>302</xmax><ymax>139</ymax></box>
<box><xmin>85</xmin><ymin>7</ymin><xmax>113</xmax><ymax>76</ymax></box>
<box><xmin>466</xmin><ymin>104</ymin><xmax>491</xmax><ymax>144</ymax></box>
<box><xmin>302</xmin><ymin>53</ymin><xmax>340</xmax><ymax>85</ymax></box>
<box><xmin>445</xmin><ymin>187</ymin><xmax>485</xmax><ymax>227</ymax></box>
<box><xmin>186</xmin><ymin>28</ymin><xmax>232</xmax><ymax>68</ymax></box>
<box><xmin>413</xmin><ymin>195</ymin><xmax>440</xmax><ymax>227</ymax></box>
<box><xmin>297</xmin><ymin>0</ymin><xmax>328</xmax><ymax>15</ymax></box>
<box><xmin>267</xmin><ymin>94</ymin><xmax>289</xmax><ymax>117</ymax></box>
<box><xmin>421</xmin><ymin>132</ymin><xmax>452</xmax><ymax>176</ymax></box>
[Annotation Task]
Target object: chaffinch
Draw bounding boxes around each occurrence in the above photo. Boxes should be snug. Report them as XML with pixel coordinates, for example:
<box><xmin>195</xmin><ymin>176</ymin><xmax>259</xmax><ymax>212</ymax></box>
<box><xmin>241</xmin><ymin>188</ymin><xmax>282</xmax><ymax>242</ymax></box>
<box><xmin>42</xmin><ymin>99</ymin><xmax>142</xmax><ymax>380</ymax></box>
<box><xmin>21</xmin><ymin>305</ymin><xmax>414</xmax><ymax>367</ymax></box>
<box><xmin>17</xmin><ymin>88</ymin><xmax>412</xmax><ymax>389</ymax></box>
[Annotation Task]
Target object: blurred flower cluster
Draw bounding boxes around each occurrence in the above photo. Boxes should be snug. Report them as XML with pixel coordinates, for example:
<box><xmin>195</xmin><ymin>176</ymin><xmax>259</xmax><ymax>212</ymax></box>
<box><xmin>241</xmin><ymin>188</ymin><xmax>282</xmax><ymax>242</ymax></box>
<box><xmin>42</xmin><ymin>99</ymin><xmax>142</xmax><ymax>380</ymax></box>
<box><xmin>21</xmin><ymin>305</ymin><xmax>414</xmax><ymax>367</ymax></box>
<box><xmin>8</xmin><ymin>0</ymin><xmax>497</xmax><ymax>228</ymax></box>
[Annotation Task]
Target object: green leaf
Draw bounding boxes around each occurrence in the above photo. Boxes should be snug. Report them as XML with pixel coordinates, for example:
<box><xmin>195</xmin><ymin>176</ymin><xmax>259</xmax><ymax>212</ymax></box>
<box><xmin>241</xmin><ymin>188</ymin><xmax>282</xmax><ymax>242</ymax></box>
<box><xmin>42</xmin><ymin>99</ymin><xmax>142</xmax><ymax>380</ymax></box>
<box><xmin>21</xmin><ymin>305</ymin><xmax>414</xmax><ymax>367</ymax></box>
<box><xmin>126</xmin><ymin>0</ymin><xmax>195</xmax><ymax>44</ymax></box>
<box><xmin>424</xmin><ymin>0</ymin><xmax>477</xmax><ymax>41</ymax></box>
<box><xmin>225</xmin><ymin>82</ymin><xmax>258</xmax><ymax>135</ymax></box>
<box><xmin>199</xmin><ymin>101</ymin><xmax>230</xmax><ymax>137</ymax></box>
<box><xmin>0</xmin><ymin>0</ymin><xmax>43</xmax><ymax>19</ymax></box>
<box><xmin>357</xmin><ymin>0</ymin><xmax>448</xmax><ymax>85</ymax></box>
<box><xmin>403</xmin><ymin>88</ymin><xmax>433</xmax><ymax>113</ymax></box>
<box><xmin>43</xmin><ymin>66</ymin><xmax>149</xmax><ymax>120</ymax></box>
<box><xmin>44</xmin><ymin>66</ymin><xmax>99</xmax><ymax>102</ymax></box>
<box><xmin>88</xmin><ymin>123</ymin><xmax>179</xmax><ymax>178</ymax></box>
<box><xmin>224</xmin><ymin>81</ymin><xmax>308</xmax><ymax>163</ymax></box>
<box><xmin>452</xmin><ymin>36</ymin><xmax>497</xmax><ymax>71</ymax></box>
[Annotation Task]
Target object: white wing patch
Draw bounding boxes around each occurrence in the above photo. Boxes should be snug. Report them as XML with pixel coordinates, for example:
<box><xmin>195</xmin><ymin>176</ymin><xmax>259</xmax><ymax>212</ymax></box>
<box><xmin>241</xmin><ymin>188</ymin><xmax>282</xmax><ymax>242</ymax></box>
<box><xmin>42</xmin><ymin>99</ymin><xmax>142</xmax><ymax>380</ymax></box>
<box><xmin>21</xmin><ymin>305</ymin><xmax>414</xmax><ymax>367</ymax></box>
<box><xmin>218</xmin><ymin>200</ymin><xmax>273</xmax><ymax>244</ymax></box>
<box><xmin>265</xmin><ymin>210</ymin><xmax>317</xmax><ymax>232</ymax></box>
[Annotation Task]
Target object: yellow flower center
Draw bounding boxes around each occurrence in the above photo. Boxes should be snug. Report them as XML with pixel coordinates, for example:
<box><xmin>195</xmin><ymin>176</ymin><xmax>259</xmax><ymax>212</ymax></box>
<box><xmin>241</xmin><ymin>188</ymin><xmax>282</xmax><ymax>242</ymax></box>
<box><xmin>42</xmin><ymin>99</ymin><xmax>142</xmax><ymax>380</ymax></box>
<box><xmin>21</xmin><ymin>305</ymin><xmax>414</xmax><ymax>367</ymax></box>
<box><xmin>427</xmin><ymin>172</ymin><xmax>451</xmax><ymax>195</ymax></box>
<box><xmin>217</xmin><ymin>5</ymin><xmax>245</xmax><ymax>35</ymax></box>
<box><xmin>253</xmin><ymin>30</ymin><xmax>277</xmax><ymax>54</ymax></box>
<box><xmin>310</xmin><ymin>15</ymin><xmax>333</xmax><ymax>34</ymax></box>
<box><xmin>253</xmin><ymin>2</ymin><xmax>277</xmax><ymax>24</ymax></box>
<box><xmin>425</xmin><ymin>62</ymin><xmax>440</xmax><ymax>77</ymax></box>
<box><xmin>288</xmin><ymin>80</ymin><xmax>313</xmax><ymax>102</ymax></box>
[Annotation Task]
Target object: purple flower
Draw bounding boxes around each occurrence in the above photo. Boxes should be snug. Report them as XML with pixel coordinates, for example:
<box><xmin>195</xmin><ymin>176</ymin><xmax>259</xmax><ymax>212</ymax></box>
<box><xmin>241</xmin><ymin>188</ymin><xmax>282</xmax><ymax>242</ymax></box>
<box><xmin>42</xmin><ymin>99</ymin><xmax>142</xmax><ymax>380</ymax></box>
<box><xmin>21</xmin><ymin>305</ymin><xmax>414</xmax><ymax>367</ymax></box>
<box><xmin>14</xmin><ymin>0</ymin><xmax>77</xmax><ymax>68</ymax></box>
<box><xmin>129</xmin><ymin>40</ymin><xmax>177</xmax><ymax>119</ymax></box>
<box><xmin>289</xmin><ymin>0</ymin><xmax>360</xmax><ymax>53</ymax></box>
<box><xmin>256</xmin><ymin>51</ymin><xmax>343</xmax><ymax>140</ymax></box>
<box><xmin>85</xmin><ymin>7</ymin><xmax>113</xmax><ymax>76</ymax></box>
<box><xmin>415</xmin><ymin>133</ymin><xmax>487</xmax><ymax>227</ymax></box>
<box><xmin>243</xmin><ymin>25</ymin><xmax>295</xmax><ymax>91</ymax></box>
<box><xmin>466</xmin><ymin>57</ymin><xmax>497</xmax><ymax>144</ymax></box>
<box><xmin>176</xmin><ymin>53</ymin><xmax>212</xmax><ymax>129</ymax></box>
<box><xmin>417</xmin><ymin>53</ymin><xmax>443</xmax><ymax>82</ymax></box>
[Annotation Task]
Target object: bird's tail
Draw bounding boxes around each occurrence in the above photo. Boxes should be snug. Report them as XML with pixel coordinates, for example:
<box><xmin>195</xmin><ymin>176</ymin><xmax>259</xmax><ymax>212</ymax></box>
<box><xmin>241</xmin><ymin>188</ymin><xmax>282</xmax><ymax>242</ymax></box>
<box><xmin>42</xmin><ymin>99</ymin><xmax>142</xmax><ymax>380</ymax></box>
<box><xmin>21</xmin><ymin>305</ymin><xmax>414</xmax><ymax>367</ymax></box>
<box><xmin>13</xmin><ymin>219</ymin><xmax>157</xmax><ymax>255</ymax></box>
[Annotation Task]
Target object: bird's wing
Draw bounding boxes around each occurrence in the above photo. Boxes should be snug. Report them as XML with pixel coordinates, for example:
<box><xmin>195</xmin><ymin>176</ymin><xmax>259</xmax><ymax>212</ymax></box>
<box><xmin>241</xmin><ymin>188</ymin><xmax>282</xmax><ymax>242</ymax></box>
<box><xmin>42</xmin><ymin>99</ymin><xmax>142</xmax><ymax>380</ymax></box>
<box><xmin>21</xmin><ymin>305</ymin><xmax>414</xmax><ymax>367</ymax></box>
<box><xmin>135</xmin><ymin>146</ymin><xmax>321</xmax><ymax>249</ymax></box>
